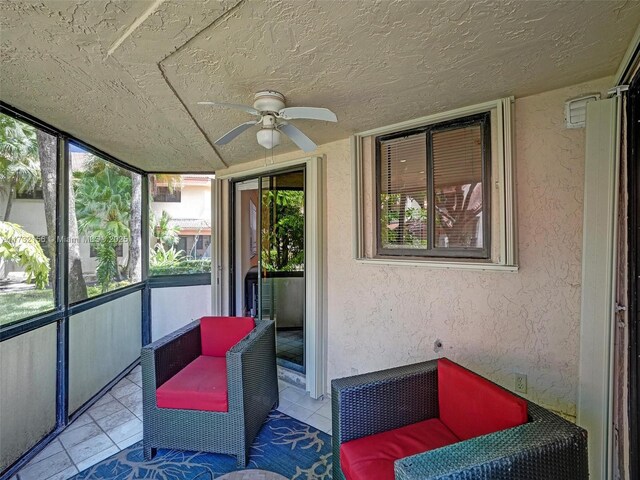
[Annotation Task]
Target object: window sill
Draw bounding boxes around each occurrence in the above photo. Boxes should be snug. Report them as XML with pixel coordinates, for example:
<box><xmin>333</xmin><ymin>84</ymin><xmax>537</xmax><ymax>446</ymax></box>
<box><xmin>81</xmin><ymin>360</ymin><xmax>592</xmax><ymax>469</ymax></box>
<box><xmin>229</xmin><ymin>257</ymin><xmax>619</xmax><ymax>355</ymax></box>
<box><xmin>355</xmin><ymin>257</ymin><xmax>519</xmax><ymax>272</ymax></box>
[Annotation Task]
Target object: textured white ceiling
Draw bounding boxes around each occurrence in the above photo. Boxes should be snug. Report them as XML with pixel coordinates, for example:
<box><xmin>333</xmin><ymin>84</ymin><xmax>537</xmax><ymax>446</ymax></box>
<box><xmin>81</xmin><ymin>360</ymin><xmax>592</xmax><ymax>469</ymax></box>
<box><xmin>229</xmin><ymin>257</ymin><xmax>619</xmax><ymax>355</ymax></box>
<box><xmin>1</xmin><ymin>0</ymin><xmax>639</xmax><ymax>172</ymax></box>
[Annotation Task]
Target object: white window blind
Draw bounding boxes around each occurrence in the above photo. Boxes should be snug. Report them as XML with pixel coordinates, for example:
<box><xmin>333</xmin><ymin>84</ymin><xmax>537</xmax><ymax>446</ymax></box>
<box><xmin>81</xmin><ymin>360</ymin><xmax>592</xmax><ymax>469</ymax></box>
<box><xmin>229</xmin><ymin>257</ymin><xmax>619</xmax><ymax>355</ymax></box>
<box><xmin>379</xmin><ymin>133</ymin><xmax>428</xmax><ymax>249</ymax></box>
<box><xmin>377</xmin><ymin>114</ymin><xmax>488</xmax><ymax>257</ymax></box>
<box><xmin>432</xmin><ymin>125</ymin><xmax>484</xmax><ymax>249</ymax></box>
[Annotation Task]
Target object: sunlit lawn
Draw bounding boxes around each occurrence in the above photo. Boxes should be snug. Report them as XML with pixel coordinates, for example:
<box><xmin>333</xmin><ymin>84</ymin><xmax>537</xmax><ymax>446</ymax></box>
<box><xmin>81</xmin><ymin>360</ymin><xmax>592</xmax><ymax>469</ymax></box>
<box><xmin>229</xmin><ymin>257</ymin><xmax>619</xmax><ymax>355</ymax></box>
<box><xmin>0</xmin><ymin>289</ymin><xmax>54</xmax><ymax>326</ymax></box>
<box><xmin>0</xmin><ymin>281</ymin><xmax>136</xmax><ymax>326</ymax></box>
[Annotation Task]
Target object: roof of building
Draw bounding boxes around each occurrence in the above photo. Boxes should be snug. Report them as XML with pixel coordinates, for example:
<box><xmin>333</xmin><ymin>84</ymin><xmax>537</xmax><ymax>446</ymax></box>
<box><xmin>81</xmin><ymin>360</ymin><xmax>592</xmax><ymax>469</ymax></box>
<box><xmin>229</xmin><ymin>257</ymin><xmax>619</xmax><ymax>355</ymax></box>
<box><xmin>168</xmin><ymin>218</ymin><xmax>210</xmax><ymax>230</ymax></box>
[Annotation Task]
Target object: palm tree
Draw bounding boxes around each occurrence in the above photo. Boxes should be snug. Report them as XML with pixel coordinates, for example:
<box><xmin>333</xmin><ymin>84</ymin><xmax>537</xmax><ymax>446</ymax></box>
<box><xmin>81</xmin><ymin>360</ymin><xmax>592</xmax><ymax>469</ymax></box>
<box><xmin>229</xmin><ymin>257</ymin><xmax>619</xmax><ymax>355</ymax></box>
<box><xmin>0</xmin><ymin>115</ymin><xmax>42</xmax><ymax>221</ymax></box>
<box><xmin>74</xmin><ymin>159</ymin><xmax>132</xmax><ymax>292</ymax></box>
<box><xmin>150</xmin><ymin>210</ymin><xmax>180</xmax><ymax>248</ymax></box>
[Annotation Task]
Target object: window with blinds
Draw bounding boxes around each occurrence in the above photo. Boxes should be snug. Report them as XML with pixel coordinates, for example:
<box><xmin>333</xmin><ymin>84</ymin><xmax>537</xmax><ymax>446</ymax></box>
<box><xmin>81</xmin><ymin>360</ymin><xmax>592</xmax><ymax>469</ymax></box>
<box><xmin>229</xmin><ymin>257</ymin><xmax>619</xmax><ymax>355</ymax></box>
<box><xmin>376</xmin><ymin>113</ymin><xmax>490</xmax><ymax>258</ymax></box>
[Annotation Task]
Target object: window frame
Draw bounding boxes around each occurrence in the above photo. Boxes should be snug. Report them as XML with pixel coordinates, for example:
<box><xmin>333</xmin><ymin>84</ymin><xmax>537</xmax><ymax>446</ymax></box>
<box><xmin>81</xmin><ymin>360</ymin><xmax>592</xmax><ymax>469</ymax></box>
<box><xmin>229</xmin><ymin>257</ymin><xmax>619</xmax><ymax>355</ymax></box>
<box><xmin>147</xmin><ymin>173</ymin><xmax>214</xmax><ymax>281</ymax></box>
<box><xmin>152</xmin><ymin>185</ymin><xmax>181</xmax><ymax>202</ymax></box>
<box><xmin>67</xmin><ymin>140</ymin><xmax>144</xmax><ymax>306</ymax></box>
<box><xmin>375</xmin><ymin>112</ymin><xmax>491</xmax><ymax>259</ymax></box>
<box><xmin>0</xmin><ymin>103</ymin><xmax>148</xmax><ymax>329</ymax></box>
<box><xmin>352</xmin><ymin>97</ymin><xmax>517</xmax><ymax>271</ymax></box>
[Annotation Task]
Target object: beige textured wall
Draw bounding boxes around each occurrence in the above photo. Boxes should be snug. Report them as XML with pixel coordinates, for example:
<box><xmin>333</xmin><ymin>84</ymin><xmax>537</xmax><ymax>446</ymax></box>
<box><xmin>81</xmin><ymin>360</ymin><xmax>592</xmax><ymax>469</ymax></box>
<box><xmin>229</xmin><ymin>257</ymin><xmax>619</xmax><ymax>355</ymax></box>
<box><xmin>219</xmin><ymin>77</ymin><xmax>612</xmax><ymax>417</ymax></box>
<box><xmin>328</xmin><ymin>77</ymin><xmax>613</xmax><ymax>418</ymax></box>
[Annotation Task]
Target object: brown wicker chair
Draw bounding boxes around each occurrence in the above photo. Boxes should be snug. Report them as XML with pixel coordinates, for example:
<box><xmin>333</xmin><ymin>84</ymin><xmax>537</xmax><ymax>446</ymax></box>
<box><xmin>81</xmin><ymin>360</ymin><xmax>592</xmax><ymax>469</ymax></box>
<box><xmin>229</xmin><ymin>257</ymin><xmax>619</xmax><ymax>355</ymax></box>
<box><xmin>332</xmin><ymin>358</ymin><xmax>588</xmax><ymax>480</ymax></box>
<box><xmin>141</xmin><ymin>317</ymin><xmax>278</xmax><ymax>467</ymax></box>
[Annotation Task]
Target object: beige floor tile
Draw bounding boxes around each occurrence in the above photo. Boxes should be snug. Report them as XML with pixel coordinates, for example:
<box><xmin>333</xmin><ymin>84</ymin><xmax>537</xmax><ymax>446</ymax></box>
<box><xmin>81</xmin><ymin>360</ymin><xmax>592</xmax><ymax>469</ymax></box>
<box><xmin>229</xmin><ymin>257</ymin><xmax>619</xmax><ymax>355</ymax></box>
<box><xmin>94</xmin><ymin>408</ymin><xmax>136</xmax><ymax>432</ymax></box>
<box><xmin>75</xmin><ymin>445</ymin><xmax>119</xmax><ymax>473</ymax></box>
<box><xmin>93</xmin><ymin>392</ymin><xmax>116</xmax><ymax>407</ymax></box>
<box><xmin>42</xmin><ymin>465</ymin><xmax>78</xmax><ymax>480</ymax></box>
<box><xmin>110</xmin><ymin>379</ymin><xmax>141</xmax><ymax>400</ymax></box>
<box><xmin>66</xmin><ymin>433</ymin><xmax>116</xmax><ymax>465</ymax></box>
<box><xmin>115</xmin><ymin>431</ymin><xmax>142</xmax><ymax>450</ymax></box>
<box><xmin>279</xmin><ymin>386</ymin><xmax>305</xmax><ymax>403</ymax></box>
<box><xmin>28</xmin><ymin>439</ymin><xmax>63</xmax><ymax>465</ymax></box>
<box><xmin>291</xmin><ymin>394</ymin><xmax>325</xmax><ymax>412</ymax></box>
<box><xmin>105</xmin><ymin>417</ymin><xmax>142</xmax><ymax>444</ymax></box>
<box><xmin>64</xmin><ymin>412</ymin><xmax>93</xmax><ymax>432</ymax></box>
<box><xmin>316</xmin><ymin>402</ymin><xmax>332</xmax><ymax>418</ymax></box>
<box><xmin>117</xmin><ymin>390</ymin><xmax>141</xmax><ymax>410</ymax></box>
<box><xmin>17</xmin><ymin>451</ymin><xmax>73</xmax><ymax>480</ymax></box>
<box><xmin>305</xmin><ymin>412</ymin><xmax>332</xmax><ymax>433</ymax></box>
<box><xmin>87</xmin><ymin>399</ymin><xmax>127</xmax><ymax>421</ymax></box>
<box><xmin>59</xmin><ymin>423</ymin><xmax>102</xmax><ymax>450</ymax></box>
<box><xmin>278</xmin><ymin>401</ymin><xmax>316</xmax><ymax>422</ymax></box>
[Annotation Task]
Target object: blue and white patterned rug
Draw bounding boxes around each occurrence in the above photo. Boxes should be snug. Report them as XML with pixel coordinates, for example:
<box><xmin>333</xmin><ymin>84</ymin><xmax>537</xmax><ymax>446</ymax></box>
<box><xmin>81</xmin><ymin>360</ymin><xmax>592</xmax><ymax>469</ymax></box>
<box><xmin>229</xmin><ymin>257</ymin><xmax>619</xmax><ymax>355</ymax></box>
<box><xmin>71</xmin><ymin>410</ymin><xmax>332</xmax><ymax>480</ymax></box>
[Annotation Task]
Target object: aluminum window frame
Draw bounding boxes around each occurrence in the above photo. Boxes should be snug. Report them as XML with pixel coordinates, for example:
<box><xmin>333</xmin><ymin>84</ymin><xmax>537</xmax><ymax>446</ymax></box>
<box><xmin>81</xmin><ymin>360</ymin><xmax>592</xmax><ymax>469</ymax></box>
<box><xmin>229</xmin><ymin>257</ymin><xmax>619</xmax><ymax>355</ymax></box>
<box><xmin>375</xmin><ymin>112</ymin><xmax>491</xmax><ymax>259</ymax></box>
<box><xmin>353</xmin><ymin>97</ymin><xmax>518</xmax><ymax>271</ymax></box>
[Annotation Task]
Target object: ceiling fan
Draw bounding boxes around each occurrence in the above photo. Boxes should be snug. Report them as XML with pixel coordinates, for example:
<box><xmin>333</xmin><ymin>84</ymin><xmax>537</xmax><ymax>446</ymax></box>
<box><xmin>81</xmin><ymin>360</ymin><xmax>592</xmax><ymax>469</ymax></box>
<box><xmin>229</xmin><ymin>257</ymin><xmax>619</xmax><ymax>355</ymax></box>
<box><xmin>198</xmin><ymin>90</ymin><xmax>337</xmax><ymax>152</ymax></box>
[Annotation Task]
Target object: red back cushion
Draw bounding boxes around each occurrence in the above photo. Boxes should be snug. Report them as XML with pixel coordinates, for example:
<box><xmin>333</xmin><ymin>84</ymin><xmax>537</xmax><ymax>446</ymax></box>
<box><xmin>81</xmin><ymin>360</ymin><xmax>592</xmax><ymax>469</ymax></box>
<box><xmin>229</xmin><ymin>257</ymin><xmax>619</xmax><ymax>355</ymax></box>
<box><xmin>200</xmin><ymin>316</ymin><xmax>255</xmax><ymax>357</ymax></box>
<box><xmin>437</xmin><ymin>358</ymin><xmax>528</xmax><ymax>441</ymax></box>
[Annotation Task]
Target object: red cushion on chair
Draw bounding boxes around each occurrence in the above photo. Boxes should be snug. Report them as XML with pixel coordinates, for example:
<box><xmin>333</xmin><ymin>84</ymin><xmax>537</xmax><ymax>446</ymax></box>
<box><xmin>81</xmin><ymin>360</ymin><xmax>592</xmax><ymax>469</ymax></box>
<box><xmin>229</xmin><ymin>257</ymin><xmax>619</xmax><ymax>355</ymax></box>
<box><xmin>156</xmin><ymin>356</ymin><xmax>228</xmax><ymax>412</ymax></box>
<box><xmin>340</xmin><ymin>418</ymin><xmax>459</xmax><ymax>480</ymax></box>
<box><xmin>200</xmin><ymin>316</ymin><xmax>255</xmax><ymax>357</ymax></box>
<box><xmin>437</xmin><ymin>358</ymin><xmax>528</xmax><ymax>441</ymax></box>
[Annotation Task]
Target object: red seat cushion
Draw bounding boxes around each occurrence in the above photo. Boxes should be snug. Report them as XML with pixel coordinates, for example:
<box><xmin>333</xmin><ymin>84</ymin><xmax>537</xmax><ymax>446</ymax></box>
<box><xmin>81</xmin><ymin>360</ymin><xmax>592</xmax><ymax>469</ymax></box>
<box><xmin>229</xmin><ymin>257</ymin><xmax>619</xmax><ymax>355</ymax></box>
<box><xmin>156</xmin><ymin>355</ymin><xmax>228</xmax><ymax>412</ymax></box>
<box><xmin>200</xmin><ymin>316</ymin><xmax>255</xmax><ymax>357</ymax></box>
<box><xmin>437</xmin><ymin>358</ymin><xmax>528</xmax><ymax>441</ymax></box>
<box><xmin>340</xmin><ymin>418</ymin><xmax>459</xmax><ymax>480</ymax></box>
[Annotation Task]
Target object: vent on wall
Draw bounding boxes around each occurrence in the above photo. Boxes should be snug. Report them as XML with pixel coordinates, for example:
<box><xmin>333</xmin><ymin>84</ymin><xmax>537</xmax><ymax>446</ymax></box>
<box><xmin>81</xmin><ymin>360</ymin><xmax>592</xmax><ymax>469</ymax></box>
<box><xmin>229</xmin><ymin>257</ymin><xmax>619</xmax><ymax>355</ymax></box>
<box><xmin>565</xmin><ymin>94</ymin><xmax>601</xmax><ymax>129</ymax></box>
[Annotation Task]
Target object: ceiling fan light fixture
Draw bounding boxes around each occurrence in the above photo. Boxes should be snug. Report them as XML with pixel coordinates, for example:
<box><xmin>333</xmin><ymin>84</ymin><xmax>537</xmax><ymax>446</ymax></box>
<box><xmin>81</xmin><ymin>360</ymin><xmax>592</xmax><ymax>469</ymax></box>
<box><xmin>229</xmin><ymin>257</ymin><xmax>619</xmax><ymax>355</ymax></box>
<box><xmin>256</xmin><ymin>128</ymin><xmax>281</xmax><ymax>150</ymax></box>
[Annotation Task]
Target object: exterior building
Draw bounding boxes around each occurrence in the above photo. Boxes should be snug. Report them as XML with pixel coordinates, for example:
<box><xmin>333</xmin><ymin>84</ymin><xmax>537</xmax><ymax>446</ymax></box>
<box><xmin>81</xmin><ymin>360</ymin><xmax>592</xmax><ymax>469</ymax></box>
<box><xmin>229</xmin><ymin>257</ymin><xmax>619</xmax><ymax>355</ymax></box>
<box><xmin>150</xmin><ymin>175</ymin><xmax>212</xmax><ymax>259</ymax></box>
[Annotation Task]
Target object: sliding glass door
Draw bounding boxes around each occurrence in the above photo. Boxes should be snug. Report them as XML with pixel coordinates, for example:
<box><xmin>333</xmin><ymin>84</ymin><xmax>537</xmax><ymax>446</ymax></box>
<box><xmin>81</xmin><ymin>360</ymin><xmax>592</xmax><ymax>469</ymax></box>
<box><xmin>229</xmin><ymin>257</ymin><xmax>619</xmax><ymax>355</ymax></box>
<box><xmin>233</xmin><ymin>168</ymin><xmax>306</xmax><ymax>373</ymax></box>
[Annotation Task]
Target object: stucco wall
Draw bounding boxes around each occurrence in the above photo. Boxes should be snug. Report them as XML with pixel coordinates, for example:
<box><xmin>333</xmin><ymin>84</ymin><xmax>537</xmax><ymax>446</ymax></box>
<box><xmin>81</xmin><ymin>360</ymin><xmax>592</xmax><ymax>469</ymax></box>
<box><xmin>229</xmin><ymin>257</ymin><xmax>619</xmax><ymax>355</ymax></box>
<box><xmin>220</xmin><ymin>77</ymin><xmax>612</xmax><ymax>417</ymax></box>
<box><xmin>151</xmin><ymin>184</ymin><xmax>211</xmax><ymax>221</ymax></box>
<box><xmin>324</xmin><ymin>78</ymin><xmax>613</xmax><ymax>418</ymax></box>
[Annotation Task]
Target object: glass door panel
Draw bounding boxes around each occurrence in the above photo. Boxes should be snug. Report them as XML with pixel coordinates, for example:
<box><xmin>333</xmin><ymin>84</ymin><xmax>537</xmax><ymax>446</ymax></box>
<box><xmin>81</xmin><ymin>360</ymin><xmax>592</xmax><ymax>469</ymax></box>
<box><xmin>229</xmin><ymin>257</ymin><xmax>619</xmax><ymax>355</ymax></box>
<box><xmin>259</xmin><ymin>170</ymin><xmax>305</xmax><ymax>372</ymax></box>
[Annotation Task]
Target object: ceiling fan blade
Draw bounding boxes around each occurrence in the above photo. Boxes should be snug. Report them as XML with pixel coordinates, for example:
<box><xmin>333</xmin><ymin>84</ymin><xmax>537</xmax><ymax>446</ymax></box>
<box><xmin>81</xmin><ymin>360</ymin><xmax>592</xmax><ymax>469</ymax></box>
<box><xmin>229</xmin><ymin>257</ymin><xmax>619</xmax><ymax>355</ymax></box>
<box><xmin>215</xmin><ymin>121</ymin><xmax>258</xmax><ymax>145</ymax></box>
<box><xmin>278</xmin><ymin>107</ymin><xmax>337</xmax><ymax>122</ymax></box>
<box><xmin>279</xmin><ymin>123</ymin><xmax>317</xmax><ymax>152</ymax></box>
<box><xmin>198</xmin><ymin>102</ymin><xmax>260</xmax><ymax>116</ymax></box>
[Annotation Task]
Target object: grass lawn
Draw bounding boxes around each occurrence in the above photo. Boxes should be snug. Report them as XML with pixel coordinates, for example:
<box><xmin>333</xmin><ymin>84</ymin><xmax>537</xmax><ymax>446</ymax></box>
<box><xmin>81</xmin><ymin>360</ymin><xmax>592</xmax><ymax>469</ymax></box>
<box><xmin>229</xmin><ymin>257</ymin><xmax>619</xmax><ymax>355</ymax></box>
<box><xmin>0</xmin><ymin>289</ymin><xmax>54</xmax><ymax>326</ymax></box>
<box><xmin>0</xmin><ymin>281</ymin><xmax>134</xmax><ymax>326</ymax></box>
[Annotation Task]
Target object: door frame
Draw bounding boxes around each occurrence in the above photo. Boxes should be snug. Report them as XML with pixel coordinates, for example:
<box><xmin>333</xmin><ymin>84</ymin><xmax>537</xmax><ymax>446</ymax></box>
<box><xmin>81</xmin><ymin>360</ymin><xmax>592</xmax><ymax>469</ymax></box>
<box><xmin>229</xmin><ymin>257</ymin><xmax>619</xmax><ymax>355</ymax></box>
<box><xmin>627</xmin><ymin>71</ymin><xmax>639</xmax><ymax>480</ymax></box>
<box><xmin>217</xmin><ymin>156</ymin><xmax>326</xmax><ymax>398</ymax></box>
<box><xmin>233</xmin><ymin>178</ymin><xmax>260</xmax><ymax>318</ymax></box>
<box><xmin>577</xmin><ymin>96</ymin><xmax>620</xmax><ymax>478</ymax></box>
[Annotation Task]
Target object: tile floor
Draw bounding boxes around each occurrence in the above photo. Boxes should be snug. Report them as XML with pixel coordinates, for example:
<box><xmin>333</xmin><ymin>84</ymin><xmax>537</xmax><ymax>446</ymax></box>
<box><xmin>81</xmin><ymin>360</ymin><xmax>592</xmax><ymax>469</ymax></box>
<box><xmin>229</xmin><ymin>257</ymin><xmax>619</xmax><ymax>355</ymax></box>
<box><xmin>15</xmin><ymin>366</ymin><xmax>331</xmax><ymax>480</ymax></box>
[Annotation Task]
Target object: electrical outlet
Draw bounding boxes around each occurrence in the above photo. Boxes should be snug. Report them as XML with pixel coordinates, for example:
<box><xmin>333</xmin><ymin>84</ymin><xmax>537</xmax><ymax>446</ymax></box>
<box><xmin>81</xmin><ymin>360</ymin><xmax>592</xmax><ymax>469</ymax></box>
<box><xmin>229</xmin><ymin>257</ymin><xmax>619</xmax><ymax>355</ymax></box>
<box><xmin>515</xmin><ymin>373</ymin><xmax>527</xmax><ymax>393</ymax></box>
<box><xmin>351</xmin><ymin>368</ymin><xmax>359</xmax><ymax>375</ymax></box>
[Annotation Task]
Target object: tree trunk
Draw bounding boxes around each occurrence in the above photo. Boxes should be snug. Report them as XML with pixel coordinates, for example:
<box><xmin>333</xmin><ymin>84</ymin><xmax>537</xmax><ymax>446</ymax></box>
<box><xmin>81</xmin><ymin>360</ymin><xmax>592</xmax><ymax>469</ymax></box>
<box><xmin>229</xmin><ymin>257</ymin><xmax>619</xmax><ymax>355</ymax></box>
<box><xmin>35</xmin><ymin>131</ymin><xmax>57</xmax><ymax>287</ymax></box>
<box><xmin>127</xmin><ymin>173</ymin><xmax>142</xmax><ymax>283</ymax></box>
<box><xmin>3</xmin><ymin>179</ymin><xmax>15</xmax><ymax>221</ymax></box>
<box><xmin>67</xmin><ymin>179</ymin><xmax>88</xmax><ymax>302</ymax></box>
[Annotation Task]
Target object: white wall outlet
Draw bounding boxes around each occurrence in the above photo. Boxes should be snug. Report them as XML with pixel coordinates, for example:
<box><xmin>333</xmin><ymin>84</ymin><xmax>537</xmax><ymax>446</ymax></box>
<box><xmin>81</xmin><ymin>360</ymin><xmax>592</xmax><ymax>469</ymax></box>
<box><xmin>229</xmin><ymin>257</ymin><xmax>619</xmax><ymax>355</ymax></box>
<box><xmin>351</xmin><ymin>368</ymin><xmax>359</xmax><ymax>375</ymax></box>
<box><xmin>515</xmin><ymin>373</ymin><xmax>527</xmax><ymax>393</ymax></box>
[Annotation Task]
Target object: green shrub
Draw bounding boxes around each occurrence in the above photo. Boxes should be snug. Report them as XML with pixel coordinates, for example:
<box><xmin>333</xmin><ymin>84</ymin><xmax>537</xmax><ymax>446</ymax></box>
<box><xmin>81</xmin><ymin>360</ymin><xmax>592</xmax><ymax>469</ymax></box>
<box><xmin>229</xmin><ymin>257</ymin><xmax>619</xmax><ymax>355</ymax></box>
<box><xmin>0</xmin><ymin>221</ymin><xmax>50</xmax><ymax>288</ymax></box>
<box><xmin>149</xmin><ymin>259</ymin><xmax>211</xmax><ymax>276</ymax></box>
<box><xmin>86</xmin><ymin>280</ymin><xmax>131</xmax><ymax>297</ymax></box>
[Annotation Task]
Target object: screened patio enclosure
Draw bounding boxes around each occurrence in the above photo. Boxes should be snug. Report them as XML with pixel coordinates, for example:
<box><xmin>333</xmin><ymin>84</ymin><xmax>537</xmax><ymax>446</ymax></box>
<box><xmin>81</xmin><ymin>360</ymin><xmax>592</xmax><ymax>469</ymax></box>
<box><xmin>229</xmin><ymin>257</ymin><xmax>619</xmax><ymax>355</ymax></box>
<box><xmin>1</xmin><ymin>1</ymin><xmax>640</xmax><ymax>479</ymax></box>
<box><xmin>0</xmin><ymin>104</ymin><xmax>214</xmax><ymax>477</ymax></box>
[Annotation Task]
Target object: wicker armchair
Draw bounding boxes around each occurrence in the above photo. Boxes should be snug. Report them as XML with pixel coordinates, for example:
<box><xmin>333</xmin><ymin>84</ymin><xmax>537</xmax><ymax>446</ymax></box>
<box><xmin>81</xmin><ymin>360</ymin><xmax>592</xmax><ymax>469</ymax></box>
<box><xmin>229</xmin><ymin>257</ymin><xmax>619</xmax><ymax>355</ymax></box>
<box><xmin>331</xmin><ymin>359</ymin><xmax>588</xmax><ymax>480</ymax></box>
<box><xmin>141</xmin><ymin>317</ymin><xmax>278</xmax><ymax>467</ymax></box>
